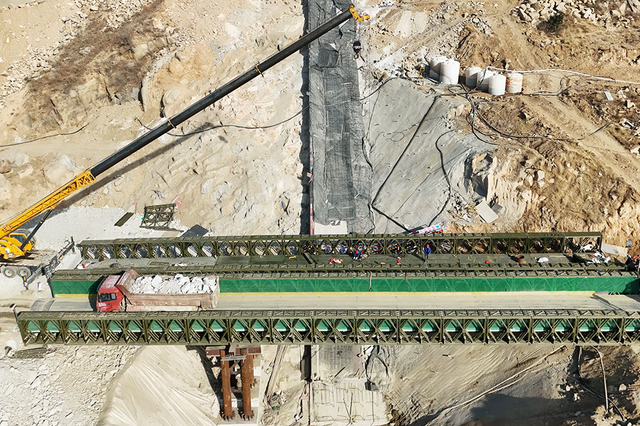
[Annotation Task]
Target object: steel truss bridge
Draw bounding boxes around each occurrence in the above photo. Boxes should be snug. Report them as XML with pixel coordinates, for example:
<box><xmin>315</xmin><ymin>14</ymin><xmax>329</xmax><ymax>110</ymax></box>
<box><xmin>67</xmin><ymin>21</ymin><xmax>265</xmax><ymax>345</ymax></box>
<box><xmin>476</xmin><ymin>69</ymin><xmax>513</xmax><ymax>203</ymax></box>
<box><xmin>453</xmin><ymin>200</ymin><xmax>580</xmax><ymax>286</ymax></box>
<box><xmin>25</xmin><ymin>231</ymin><xmax>640</xmax><ymax>347</ymax></box>
<box><xmin>77</xmin><ymin>232</ymin><xmax>602</xmax><ymax>259</ymax></box>
<box><xmin>16</xmin><ymin>308</ymin><xmax>640</xmax><ymax>346</ymax></box>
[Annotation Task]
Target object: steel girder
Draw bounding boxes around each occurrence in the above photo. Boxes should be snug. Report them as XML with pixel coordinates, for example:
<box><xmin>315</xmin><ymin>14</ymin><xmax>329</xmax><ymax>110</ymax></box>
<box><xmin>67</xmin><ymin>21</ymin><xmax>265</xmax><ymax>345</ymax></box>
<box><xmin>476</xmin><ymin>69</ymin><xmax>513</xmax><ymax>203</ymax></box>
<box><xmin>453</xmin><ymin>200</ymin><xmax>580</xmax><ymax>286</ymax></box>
<box><xmin>140</xmin><ymin>204</ymin><xmax>176</xmax><ymax>230</ymax></box>
<box><xmin>78</xmin><ymin>232</ymin><xmax>602</xmax><ymax>260</ymax></box>
<box><xmin>51</xmin><ymin>262</ymin><xmax>631</xmax><ymax>281</ymax></box>
<box><xmin>17</xmin><ymin>309</ymin><xmax>640</xmax><ymax>346</ymax></box>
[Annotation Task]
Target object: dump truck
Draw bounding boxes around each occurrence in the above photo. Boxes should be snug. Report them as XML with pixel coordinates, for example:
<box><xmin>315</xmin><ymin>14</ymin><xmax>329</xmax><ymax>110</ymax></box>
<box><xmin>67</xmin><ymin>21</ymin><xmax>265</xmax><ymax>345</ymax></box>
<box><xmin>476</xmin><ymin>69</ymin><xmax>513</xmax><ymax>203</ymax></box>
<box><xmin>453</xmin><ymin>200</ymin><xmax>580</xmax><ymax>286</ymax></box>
<box><xmin>96</xmin><ymin>269</ymin><xmax>219</xmax><ymax>312</ymax></box>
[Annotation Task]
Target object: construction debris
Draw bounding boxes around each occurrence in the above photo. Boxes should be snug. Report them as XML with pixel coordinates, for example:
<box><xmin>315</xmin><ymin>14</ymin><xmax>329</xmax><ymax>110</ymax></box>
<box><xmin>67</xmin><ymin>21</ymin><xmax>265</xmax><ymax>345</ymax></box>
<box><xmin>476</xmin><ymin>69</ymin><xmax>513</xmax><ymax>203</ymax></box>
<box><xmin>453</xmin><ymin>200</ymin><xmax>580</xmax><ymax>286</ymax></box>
<box><xmin>114</xmin><ymin>212</ymin><xmax>134</xmax><ymax>227</ymax></box>
<box><xmin>589</xmin><ymin>252</ymin><xmax>611</xmax><ymax>265</ymax></box>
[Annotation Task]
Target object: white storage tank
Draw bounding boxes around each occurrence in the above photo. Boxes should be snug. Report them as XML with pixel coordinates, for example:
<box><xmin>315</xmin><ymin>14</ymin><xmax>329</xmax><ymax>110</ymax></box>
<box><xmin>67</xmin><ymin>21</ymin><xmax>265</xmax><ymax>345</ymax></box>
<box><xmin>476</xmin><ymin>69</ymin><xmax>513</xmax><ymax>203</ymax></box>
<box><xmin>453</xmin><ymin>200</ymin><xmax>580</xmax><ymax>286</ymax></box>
<box><xmin>429</xmin><ymin>56</ymin><xmax>447</xmax><ymax>80</ymax></box>
<box><xmin>489</xmin><ymin>73</ymin><xmax>507</xmax><ymax>96</ymax></box>
<box><xmin>477</xmin><ymin>69</ymin><xmax>494</xmax><ymax>92</ymax></box>
<box><xmin>506</xmin><ymin>72</ymin><xmax>523</xmax><ymax>93</ymax></box>
<box><xmin>439</xmin><ymin>59</ymin><xmax>460</xmax><ymax>84</ymax></box>
<box><xmin>465</xmin><ymin>66</ymin><xmax>482</xmax><ymax>88</ymax></box>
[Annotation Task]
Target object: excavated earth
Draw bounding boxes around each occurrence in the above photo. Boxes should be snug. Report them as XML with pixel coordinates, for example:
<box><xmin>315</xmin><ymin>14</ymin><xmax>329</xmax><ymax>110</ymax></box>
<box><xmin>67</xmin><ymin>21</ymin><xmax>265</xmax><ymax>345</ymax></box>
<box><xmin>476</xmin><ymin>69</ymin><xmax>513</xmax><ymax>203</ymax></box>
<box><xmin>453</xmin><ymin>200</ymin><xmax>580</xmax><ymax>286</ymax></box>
<box><xmin>1</xmin><ymin>0</ymin><xmax>640</xmax><ymax>425</ymax></box>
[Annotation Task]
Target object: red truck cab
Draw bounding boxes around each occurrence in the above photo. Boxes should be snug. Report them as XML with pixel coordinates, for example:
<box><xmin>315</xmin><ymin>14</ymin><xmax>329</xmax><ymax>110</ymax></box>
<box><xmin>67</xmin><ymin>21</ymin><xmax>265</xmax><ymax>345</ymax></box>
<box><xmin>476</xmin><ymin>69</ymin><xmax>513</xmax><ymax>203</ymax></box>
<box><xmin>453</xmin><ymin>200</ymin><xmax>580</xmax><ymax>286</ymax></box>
<box><xmin>96</xmin><ymin>274</ymin><xmax>124</xmax><ymax>312</ymax></box>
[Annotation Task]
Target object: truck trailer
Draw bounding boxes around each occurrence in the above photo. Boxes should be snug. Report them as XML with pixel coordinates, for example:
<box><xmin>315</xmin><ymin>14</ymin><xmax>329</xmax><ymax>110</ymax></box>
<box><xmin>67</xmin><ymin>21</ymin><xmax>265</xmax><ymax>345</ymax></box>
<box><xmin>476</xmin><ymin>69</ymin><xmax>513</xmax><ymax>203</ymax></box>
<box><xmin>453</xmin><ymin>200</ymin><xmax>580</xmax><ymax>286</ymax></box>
<box><xmin>96</xmin><ymin>269</ymin><xmax>219</xmax><ymax>312</ymax></box>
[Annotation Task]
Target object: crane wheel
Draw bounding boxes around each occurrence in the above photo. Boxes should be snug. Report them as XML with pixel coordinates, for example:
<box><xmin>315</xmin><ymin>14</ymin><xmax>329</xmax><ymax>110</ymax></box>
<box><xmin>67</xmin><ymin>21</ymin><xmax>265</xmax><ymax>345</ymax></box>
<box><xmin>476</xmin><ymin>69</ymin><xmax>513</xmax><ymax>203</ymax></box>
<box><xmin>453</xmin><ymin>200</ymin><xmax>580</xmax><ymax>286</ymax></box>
<box><xmin>2</xmin><ymin>266</ymin><xmax>17</xmax><ymax>278</ymax></box>
<box><xmin>18</xmin><ymin>267</ymin><xmax>31</xmax><ymax>278</ymax></box>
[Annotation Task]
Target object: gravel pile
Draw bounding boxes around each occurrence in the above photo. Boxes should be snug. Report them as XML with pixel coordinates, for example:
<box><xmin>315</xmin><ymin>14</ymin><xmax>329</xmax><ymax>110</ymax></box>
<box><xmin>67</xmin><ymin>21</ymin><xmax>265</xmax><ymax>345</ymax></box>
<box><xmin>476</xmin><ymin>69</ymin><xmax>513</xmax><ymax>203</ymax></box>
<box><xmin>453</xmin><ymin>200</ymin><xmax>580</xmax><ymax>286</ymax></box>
<box><xmin>0</xmin><ymin>346</ymin><xmax>137</xmax><ymax>426</ymax></box>
<box><xmin>512</xmin><ymin>0</ymin><xmax>639</xmax><ymax>26</ymax></box>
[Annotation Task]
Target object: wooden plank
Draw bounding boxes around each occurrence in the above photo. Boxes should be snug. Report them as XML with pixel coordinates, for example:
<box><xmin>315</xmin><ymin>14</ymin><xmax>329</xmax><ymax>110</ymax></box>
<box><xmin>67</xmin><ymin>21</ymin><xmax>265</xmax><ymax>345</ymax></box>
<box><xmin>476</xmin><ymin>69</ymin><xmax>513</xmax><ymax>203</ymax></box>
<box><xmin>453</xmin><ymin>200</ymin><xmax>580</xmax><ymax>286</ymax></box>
<box><xmin>114</xmin><ymin>212</ymin><xmax>134</xmax><ymax>227</ymax></box>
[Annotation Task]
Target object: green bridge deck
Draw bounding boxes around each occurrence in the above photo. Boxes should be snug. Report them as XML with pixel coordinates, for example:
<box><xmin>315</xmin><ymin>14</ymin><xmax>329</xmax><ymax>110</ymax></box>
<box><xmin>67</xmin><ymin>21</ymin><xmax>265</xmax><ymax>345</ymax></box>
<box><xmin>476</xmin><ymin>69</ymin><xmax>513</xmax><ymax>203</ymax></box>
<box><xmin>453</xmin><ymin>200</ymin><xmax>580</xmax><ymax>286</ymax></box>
<box><xmin>50</xmin><ymin>251</ymin><xmax>639</xmax><ymax>296</ymax></box>
<box><xmin>16</xmin><ymin>308</ymin><xmax>640</xmax><ymax>346</ymax></box>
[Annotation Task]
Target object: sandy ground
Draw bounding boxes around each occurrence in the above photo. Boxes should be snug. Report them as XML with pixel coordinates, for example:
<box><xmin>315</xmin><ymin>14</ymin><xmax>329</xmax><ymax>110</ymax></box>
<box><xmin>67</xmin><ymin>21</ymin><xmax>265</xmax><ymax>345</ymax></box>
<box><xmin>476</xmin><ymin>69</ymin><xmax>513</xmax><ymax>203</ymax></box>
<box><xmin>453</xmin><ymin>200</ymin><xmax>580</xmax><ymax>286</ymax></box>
<box><xmin>98</xmin><ymin>346</ymin><xmax>220</xmax><ymax>425</ymax></box>
<box><xmin>1</xmin><ymin>0</ymin><xmax>640</xmax><ymax>425</ymax></box>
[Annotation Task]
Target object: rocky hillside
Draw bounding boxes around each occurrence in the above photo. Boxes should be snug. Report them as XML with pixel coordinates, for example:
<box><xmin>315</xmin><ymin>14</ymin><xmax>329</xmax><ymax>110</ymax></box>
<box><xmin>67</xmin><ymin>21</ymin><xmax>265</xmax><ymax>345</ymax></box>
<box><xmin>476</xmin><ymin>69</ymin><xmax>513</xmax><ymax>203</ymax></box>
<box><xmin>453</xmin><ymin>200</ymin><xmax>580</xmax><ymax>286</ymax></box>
<box><xmin>0</xmin><ymin>0</ymin><xmax>306</xmax><ymax>235</ymax></box>
<box><xmin>356</xmin><ymin>0</ymin><xmax>640</xmax><ymax>251</ymax></box>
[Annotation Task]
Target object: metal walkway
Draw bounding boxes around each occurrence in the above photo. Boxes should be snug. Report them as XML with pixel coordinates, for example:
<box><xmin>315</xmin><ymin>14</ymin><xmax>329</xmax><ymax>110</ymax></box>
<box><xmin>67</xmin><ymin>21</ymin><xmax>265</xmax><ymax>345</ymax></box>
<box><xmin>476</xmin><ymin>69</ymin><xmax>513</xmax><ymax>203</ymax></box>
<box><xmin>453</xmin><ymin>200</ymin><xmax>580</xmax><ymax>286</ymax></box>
<box><xmin>77</xmin><ymin>232</ymin><xmax>602</xmax><ymax>259</ymax></box>
<box><xmin>54</xmin><ymin>258</ymin><xmax>633</xmax><ymax>280</ymax></box>
<box><xmin>16</xmin><ymin>307</ymin><xmax>640</xmax><ymax>346</ymax></box>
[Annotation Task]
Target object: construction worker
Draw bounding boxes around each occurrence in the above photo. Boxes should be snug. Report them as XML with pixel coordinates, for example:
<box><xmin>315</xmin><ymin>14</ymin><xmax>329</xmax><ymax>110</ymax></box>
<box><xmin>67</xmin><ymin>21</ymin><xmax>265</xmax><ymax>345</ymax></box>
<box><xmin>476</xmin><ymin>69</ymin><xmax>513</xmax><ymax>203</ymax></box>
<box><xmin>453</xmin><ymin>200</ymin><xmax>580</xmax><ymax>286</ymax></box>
<box><xmin>353</xmin><ymin>40</ymin><xmax>362</xmax><ymax>59</ymax></box>
<box><xmin>424</xmin><ymin>243</ymin><xmax>432</xmax><ymax>260</ymax></box>
<box><xmin>396</xmin><ymin>257</ymin><xmax>401</xmax><ymax>265</ymax></box>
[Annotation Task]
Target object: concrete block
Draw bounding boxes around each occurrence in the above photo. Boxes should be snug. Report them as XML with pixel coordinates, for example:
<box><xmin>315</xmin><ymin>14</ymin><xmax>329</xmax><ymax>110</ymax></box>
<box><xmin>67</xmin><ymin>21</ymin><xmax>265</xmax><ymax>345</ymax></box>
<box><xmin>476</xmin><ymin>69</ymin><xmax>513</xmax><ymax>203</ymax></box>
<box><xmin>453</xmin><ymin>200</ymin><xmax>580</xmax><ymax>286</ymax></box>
<box><xmin>476</xmin><ymin>200</ymin><xmax>499</xmax><ymax>223</ymax></box>
<box><xmin>601</xmin><ymin>243</ymin><xmax>627</xmax><ymax>257</ymax></box>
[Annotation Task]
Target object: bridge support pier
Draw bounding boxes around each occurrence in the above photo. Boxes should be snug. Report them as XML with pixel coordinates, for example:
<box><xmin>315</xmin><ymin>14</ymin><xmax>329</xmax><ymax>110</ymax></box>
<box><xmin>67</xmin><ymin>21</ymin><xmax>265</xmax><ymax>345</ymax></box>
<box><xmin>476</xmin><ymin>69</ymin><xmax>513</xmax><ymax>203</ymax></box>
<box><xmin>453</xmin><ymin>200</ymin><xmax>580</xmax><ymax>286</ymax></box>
<box><xmin>207</xmin><ymin>346</ymin><xmax>261</xmax><ymax>422</ymax></box>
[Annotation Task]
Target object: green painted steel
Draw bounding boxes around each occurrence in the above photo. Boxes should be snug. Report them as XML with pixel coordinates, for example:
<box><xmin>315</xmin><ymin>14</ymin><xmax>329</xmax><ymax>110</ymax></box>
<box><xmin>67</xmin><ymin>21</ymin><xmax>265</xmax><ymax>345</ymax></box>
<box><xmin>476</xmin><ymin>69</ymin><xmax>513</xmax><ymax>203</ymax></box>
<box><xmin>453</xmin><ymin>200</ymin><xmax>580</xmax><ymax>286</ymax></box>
<box><xmin>78</xmin><ymin>232</ymin><xmax>602</xmax><ymax>259</ymax></box>
<box><xmin>16</xmin><ymin>308</ymin><xmax>640</xmax><ymax>346</ymax></box>
<box><xmin>49</xmin><ymin>269</ymin><xmax>639</xmax><ymax>296</ymax></box>
<box><xmin>50</xmin><ymin>276</ymin><xmax>104</xmax><ymax>296</ymax></box>
<box><xmin>219</xmin><ymin>276</ymin><xmax>639</xmax><ymax>293</ymax></box>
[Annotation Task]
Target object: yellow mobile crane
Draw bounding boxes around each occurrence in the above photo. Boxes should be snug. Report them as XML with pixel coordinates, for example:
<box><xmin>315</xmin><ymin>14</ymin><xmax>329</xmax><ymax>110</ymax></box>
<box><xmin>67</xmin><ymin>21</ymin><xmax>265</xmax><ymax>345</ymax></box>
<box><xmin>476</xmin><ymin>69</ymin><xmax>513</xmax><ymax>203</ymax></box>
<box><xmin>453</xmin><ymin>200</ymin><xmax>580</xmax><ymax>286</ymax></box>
<box><xmin>0</xmin><ymin>6</ymin><xmax>369</xmax><ymax>261</ymax></box>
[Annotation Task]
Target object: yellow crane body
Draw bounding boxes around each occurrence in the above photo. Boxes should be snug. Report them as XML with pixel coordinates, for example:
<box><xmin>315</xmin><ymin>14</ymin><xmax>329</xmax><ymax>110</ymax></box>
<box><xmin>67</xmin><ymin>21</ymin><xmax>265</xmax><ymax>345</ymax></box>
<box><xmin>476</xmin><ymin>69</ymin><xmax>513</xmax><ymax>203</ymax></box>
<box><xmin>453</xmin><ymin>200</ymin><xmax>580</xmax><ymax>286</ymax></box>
<box><xmin>0</xmin><ymin>170</ymin><xmax>95</xmax><ymax>259</ymax></box>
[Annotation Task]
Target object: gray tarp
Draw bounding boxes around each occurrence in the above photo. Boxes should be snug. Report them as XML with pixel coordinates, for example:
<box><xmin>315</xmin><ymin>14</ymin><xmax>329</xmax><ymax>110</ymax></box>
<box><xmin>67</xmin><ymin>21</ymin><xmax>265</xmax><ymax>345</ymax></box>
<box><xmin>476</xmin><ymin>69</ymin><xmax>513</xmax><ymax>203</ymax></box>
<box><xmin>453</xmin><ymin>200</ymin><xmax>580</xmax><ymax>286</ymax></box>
<box><xmin>307</xmin><ymin>0</ymin><xmax>373</xmax><ymax>233</ymax></box>
<box><xmin>367</xmin><ymin>79</ymin><xmax>494</xmax><ymax>232</ymax></box>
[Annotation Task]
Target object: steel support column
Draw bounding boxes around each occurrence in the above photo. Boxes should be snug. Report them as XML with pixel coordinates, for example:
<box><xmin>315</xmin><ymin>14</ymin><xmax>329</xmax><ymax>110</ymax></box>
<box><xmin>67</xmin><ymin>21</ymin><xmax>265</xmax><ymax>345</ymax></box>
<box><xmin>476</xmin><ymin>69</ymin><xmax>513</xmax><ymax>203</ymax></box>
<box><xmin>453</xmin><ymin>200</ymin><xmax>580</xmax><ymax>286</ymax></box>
<box><xmin>240</xmin><ymin>348</ymin><xmax>254</xmax><ymax>420</ymax></box>
<box><xmin>245</xmin><ymin>349</ymin><xmax>255</xmax><ymax>388</ymax></box>
<box><xmin>220</xmin><ymin>349</ymin><xmax>234</xmax><ymax>420</ymax></box>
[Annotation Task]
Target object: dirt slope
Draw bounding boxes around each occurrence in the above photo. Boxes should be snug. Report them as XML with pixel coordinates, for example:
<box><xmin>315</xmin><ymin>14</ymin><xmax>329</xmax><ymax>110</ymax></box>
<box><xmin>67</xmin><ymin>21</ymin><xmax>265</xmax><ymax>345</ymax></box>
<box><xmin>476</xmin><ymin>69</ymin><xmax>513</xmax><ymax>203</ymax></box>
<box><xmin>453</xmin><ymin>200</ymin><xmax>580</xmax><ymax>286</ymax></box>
<box><xmin>357</xmin><ymin>0</ymin><xmax>640</xmax><ymax>252</ymax></box>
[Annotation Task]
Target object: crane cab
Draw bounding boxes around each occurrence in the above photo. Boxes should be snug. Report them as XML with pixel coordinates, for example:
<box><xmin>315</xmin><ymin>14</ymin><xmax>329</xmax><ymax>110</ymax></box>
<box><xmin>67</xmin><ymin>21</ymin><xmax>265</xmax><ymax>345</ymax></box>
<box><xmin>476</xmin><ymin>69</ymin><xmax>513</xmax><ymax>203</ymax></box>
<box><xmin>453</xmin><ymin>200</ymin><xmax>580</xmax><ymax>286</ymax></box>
<box><xmin>0</xmin><ymin>232</ymin><xmax>33</xmax><ymax>259</ymax></box>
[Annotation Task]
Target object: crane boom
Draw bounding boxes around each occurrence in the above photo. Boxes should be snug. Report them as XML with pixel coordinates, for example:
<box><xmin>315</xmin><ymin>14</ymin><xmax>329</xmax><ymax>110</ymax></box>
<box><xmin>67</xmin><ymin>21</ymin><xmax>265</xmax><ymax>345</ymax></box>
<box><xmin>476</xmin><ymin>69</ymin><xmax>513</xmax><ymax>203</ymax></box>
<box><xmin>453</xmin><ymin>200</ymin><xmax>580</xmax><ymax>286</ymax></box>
<box><xmin>0</xmin><ymin>6</ymin><xmax>368</xmax><ymax>260</ymax></box>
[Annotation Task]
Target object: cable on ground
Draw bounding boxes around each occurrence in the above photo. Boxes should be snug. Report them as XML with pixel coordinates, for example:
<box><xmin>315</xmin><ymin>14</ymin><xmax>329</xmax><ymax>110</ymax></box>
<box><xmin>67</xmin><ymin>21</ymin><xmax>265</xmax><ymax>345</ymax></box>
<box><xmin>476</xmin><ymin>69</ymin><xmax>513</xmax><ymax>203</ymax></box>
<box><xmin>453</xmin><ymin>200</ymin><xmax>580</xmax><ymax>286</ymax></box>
<box><xmin>0</xmin><ymin>123</ymin><xmax>90</xmax><ymax>150</ymax></box>
<box><xmin>450</xmin><ymin>84</ymin><xmax>614</xmax><ymax>144</ymax></box>
<box><xmin>487</xmin><ymin>66</ymin><xmax>640</xmax><ymax>86</ymax></box>
<box><xmin>136</xmin><ymin>106</ymin><xmax>310</xmax><ymax>138</ymax></box>
<box><xmin>427</xmin><ymin>128</ymin><xmax>457</xmax><ymax>227</ymax></box>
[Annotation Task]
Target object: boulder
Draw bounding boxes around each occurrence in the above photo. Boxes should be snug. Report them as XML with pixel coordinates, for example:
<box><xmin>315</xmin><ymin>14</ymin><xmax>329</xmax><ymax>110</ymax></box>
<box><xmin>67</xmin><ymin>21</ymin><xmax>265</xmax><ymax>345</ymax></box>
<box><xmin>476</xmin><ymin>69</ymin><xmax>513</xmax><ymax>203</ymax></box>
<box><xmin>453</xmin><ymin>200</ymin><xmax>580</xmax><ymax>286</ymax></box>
<box><xmin>0</xmin><ymin>159</ymin><xmax>11</xmax><ymax>174</ymax></box>
<box><xmin>161</xmin><ymin>87</ymin><xmax>188</xmax><ymax>116</ymax></box>
<box><xmin>77</xmin><ymin>77</ymin><xmax>106</xmax><ymax>108</ymax></box>
<box><xmin>133</xmin><ymin>43</ymin><xmax>149</xmax><ymax>61</ymax></box>
<box><xmin>0</xmin><ymin>174</ymin><xmax>11</xmax><ymax>200</ymax></box>
<box><xmin>17</xmin><ymin>164</ymin><xmax>33</xmax><ymax>178</ymax></box>
<box><xmin>0</xmin><ymin>150</ymin><xmax>29</xmax><ymax>167</ymax></box>
<box><xmin>168</xmin><ymin>59</ymin><xmax>184</xmax><ymax>76</ymax></box>
<box><xmin>43</xmin><ymin>154</ymin><xmax>81</xmax><ymax>186</ymax></box>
